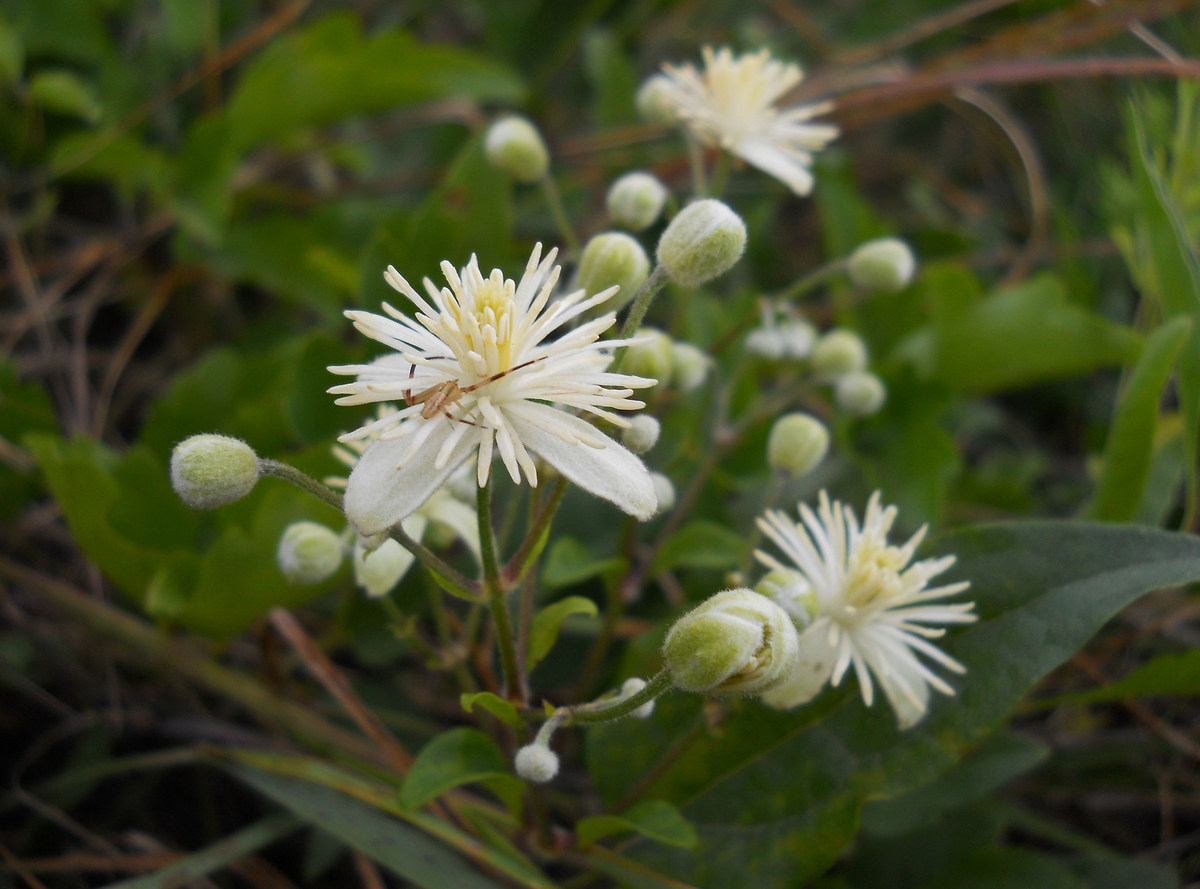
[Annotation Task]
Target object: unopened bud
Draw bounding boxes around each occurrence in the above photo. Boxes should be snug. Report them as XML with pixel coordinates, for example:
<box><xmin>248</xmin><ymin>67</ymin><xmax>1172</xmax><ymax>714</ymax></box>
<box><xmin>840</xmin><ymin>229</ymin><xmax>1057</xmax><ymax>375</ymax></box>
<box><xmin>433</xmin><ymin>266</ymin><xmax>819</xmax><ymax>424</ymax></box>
<box><xmin>835</xmin><ymin>371</ymin><xmax>887</xmax><ymax>416</ymax></box>
<box><xmin>277</xmin><ymin>522</ymin><xmax>344</xmax><ymax>585</ymax></box>
<box><xmin>847</xmin><ymin>237</ymin><xmax>916</xmax><ymax>293</ymax></box>
<box><xmin>635</xmin><ymin>74</ymin><xmax>680</xmax><ymax>126</ymax></box>
<box><xmin>657</xmin><ymin>199</ymin><xmax>746</xmax><ymax>288</ymax></box>
<box><xmin>621</xmin><ymin>677</ymin><xmax>656</xmax><ymax>719</ymax></box>
<box><xmin>746</xmin><ymin>328</ymin><xmax>787</xmax><ymax>360</ymax></box>
<box><xmin>624</xmin><ymin>328</ymin><xmax>673</xmax><ymax>385</ymax></box>
<box><xmin>662</xmin><ymin>588</ymin><xmax>800</xmax><ymax>696</ymax></box>
<box><xmin>353</xmin><ymin>536</ymin><xmax>414</xmax><ymax>598</ymax></box>
<box><xmin>766</xmin><ymin>413</ymin><xmax>829</xmax><ymax>477</ymax></box>
<box><xmin>622</xmin><ymin>415</ymin><xmax>661</xmax><ymax>454</ymax></box>
<box><xmin>170</xmin><ymin>434</ymin><xmax>259</xmax><ymax>510</ymax></box>
<box><xmin>650</xmin><ymin>472</ymin><xmax>676</xmax><ymax>515</ymax></box>
<box><xmin>575</xmin><ymin>232</ymin><xmax>650</xmax><ymax>312</ymax></box>
<box><xmin>484</xmin><ymin>116</ymin><xmax>549</xmax><ymax>183</ymax></box>
<box><xmin>779</xmin><ymin>319</ymin><xmax>817</xmax><ymax>360</ymax></box>
<box><xmin>670</xmin><ymin>342</ymin><xmax>711</xmax><ymax>392</ymax></box>
<box><xmin>514</xmin><ymin>743</ymin><xmax>559</xmax><ymax>783</ymax></box>
<box><xmin>607</xmin><ymin>172</ymin><xmax>668</xmax><ymax>232</ymax></box>
<box><xmin>811</xmin><ymin>329</ymin><xmax>868</xmax><ymax>376</ymax></box>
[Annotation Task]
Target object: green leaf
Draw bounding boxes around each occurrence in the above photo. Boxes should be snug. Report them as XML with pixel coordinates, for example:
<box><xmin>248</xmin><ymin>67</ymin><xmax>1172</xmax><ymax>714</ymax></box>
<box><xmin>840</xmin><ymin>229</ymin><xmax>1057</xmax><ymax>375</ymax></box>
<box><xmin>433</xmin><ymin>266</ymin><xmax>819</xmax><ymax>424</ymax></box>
<box><xmin>0</xmin><ymin>16</ymin><xmax>24</xmax><ymax>86</ymax></box>
<box><xmin>99</xmin><ymin>815</ymin><xmax>299</xmax><ymax>889</ymax></box>
<box><xmin>542</xmin><ymin>537</ymin><xmax>623</xmax><ymax>589</ymax></box>
<box><xmin>590</xmin><ymin>522</ymin><xmax>1200</xmax><ymax>887</ymax></box>
<box><xmin>1089</xmin><ymin>317</ymin><xmax>1192</xmax><ymax>521</ymax></box>
<box><xmin>225</xmin><ymin>762</ymin><xmax>507</xmax><ymax>889</ymax></box>
<box><xmin>0</xmin><ymin>357</ymin><xmax>57</xmax><ymax>520</ymax></box>
<box><xmin>650</xmin><ymin>521</ymin><xmax>745</xmax><ymax>576</ymax></box>
<box><xmin>1042</xmin><ymin>649</ymin><xmax>1200</xmax><ymax>707</ymax></box>
<box><xmin>48</xmin><ymin>129</ymin><xmax>170</xmax><ymax>198</ymax></box>
<box><xmin>582</xmin><ymin>847</ymin><xmax>703</xmax><ymax>889</ymax></box>
<box><xmin>925</xmin><ymin>274</ymin><xmax>1141</xmax><ymax>394</ymax></box>
<box><xmin>527</xmin><ymin>596</ymin><xmax>599</xmax><ymax>671</ymax></box>
<box><xmin>460</xmin><ymin>692</ymin><xmax>521</xmax><ymax>728</ymax></box>
<box><xmin>398</xmin><ymin>728</ymin><xmax>517</xmax><ymax>812</ymax></box>
<box><xmin>1066</xmin><ymin>851</ymin><xmax>1179</xmax><ymax>889</ymax></box>
<box><xmin>29</xmin><ymin>69</ymin><xmax>103</xmax><ymax>123</ymax></box>
<box><xmin>577</xmin><ymin>800</ymin><xmax>698</xmax><ymax>850</ymax></box>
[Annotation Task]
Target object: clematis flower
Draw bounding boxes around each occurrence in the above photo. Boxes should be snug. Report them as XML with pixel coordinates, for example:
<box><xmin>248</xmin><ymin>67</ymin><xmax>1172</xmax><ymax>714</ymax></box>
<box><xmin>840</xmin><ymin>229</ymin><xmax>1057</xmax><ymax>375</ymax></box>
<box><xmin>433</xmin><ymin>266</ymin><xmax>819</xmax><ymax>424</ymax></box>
<box><xmin>754</xmin><ymin>491</ymin><xmax>976</xmax><ymax>728</ymax></box>
<box><xmin>328</xmin><ymin>244</ymin><xmax>658</xmax><ymax>536</ymax></box>
<box><xmin>659</xmin><ymin>46</ymin><xmax>838</xmax><ymax>196</ymax></box>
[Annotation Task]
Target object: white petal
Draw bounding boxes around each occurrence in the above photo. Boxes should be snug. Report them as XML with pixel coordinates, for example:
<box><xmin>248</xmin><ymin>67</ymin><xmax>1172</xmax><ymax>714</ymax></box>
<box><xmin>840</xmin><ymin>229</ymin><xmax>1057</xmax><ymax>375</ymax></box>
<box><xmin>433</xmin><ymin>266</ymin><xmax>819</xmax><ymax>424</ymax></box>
<box><xmin>505</xmin><ymin>402</ymin><xmax>657</xmax><ymax>520</ymax></box>
<box><xmin>760</xmin><ymin>621</ymin><xmax>836</xmax><ymax>709</ymax></box>
<box><xmin>353</xmin><ymin>528</ymin><xmax>421</xmax><ymax>598</ymax></box>
<box><xmin>344</xmin><ymin>425</ymin><xmax>477</xmax><ymax>536</ymax></box>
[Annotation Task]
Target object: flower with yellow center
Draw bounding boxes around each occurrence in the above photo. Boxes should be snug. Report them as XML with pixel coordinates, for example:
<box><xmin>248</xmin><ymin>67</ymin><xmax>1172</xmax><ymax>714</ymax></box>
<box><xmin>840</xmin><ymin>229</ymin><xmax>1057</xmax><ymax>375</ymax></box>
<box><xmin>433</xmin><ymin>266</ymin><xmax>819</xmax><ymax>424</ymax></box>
<box><xmin>754</xmin><ymin>491</ymin><xmax>976</xmax><ymax>727</ymax></box>
<box><xmin>659</xmin><ymin>46</ymin><xmax>838</xmax><ymax>196</ymax></box>
<box><xmin>327</xmin><ymin>244</ymin><xmax>658</xmax><ymax>535</ymax></box>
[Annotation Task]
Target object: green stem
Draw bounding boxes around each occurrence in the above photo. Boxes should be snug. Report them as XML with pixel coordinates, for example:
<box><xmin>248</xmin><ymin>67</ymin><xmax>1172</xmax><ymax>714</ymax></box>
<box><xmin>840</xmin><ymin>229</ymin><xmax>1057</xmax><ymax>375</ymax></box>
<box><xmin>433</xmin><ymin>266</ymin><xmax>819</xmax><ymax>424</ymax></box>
<box><xmin>568</xmin><ymin>669</ymin><xmax>672</xmax><ymax>725</ymax></box>
<box><xmin>503</xmin><ymin>475</ymin><xmax>568</xmax><ymax>585</ymax></box>
<box><xmin>258</xmin><ymin>459</ymin><xmax>344</xmax><ymax>512</ymax></box>
<box><xmin>687</xmin><ymin>138</ymin><xmax>707</xmax><ymax>197</ymax></box>
<box><xmin>540</xmin><ymin>174</ymin><xmax>580</xmax><ymax>256</ymax></box>
<box><xmin>389</xmin><ymin>522</ymin><xmax>481</xmax><ymax>602</ymax></box>
<box><xmin>773</xmin><ymin>257</ymin><xmax>848</xmax><ymax>302</ymax></box>
<box><xmin>478</xmin><ymin>480</ymin><xmax>522</xmax><ymax>701</ymax></box>
<box><xmin>709</xmin><ymin>151</ymin><xmax>732</xmax><ymax>198</ymax></box>
<box><xmin>612</xmin><ymin>264</ymin><xmax>669</xmax><ymax>373</ymax></box>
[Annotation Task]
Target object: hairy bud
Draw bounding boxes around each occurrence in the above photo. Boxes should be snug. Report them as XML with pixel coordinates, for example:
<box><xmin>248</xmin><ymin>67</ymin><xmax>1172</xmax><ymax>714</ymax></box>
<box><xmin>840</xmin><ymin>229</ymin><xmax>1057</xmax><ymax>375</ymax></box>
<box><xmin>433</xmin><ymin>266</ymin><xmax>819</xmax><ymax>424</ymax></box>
<box><xmin>650</xmin><ymin>472</ymin><xmax>676</xmax><ymax>515</ymax></box>
<box><xmin>575</xmin><ymin>232</ymin><xmax>650</xmax><ymax>312</ymax></box>
<box><xmin>170</xmin><ymin>434</ymin><xmax>259</xmax><ymax>510</ymax></box>
<box><xmin>766</xmin><ymin>413</ymin><xmax>829</xmax><ymax>477</ymax></box>
<box><xmin>811</xmin><ymin>329</ymin><xmax>868</xmax><ymax>377</ymax></box>
<box><xmin>670</xmin><ymin>342</ymin><xmax>711</xmax><ymax>393</ymax></box>
<box><xmin>484</xmin><ymin>116</ymin><xmax>549</xmax><ymax>183</ymax></box>
<box><xmin>277</xmin><ymin>522</ymin><xmax>344</xmax><ymax>585</ymax></box>
<box><xmin>835</xmin><ymin>371</ymin><xmax>887</xmax><ymax>417</ymax></box>
<box><xmin>622</xmin><ymin>415</ymin><xmax>661</xmax><ymax>455</ymax></box>
<box><xmin>607</xmin><ymin>171</ymin><xmax>668</xmax><ymax>232</ymax></box>
<box><xmin>657</xmin><ymin>199</ymin><xmax>747</xmax><ymax>288</ymax></box>
<box><xmin>847</xmin><ymin>237</ymin><xmax>916</xmax><ymax>293</ymax></box>
<box><xmin>624</xmin><ymin>327</ymin><xmax>674</xmax><ymax>385</ymax></box>
<box><xmin>635</xmin><ymin>74</ymin><xmax>681</xmax><ymax>126</ymax></box>
<box><xmin>514</xmin><ymin>743</ymin><xmax>559</xmax><ymax>783</ymax></box>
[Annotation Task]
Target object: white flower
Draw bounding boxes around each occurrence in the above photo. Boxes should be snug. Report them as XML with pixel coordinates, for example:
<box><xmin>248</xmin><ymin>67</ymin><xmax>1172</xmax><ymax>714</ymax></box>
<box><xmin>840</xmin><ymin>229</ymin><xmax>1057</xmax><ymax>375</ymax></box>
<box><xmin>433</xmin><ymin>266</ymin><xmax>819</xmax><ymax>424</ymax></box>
<box><xmin>328</xmin><ymin>244</ymin><xmax>658</xmax><ymax>535</ymax></box>
<box><xmin>660</xmin><ymin>47</ymin><xmax>838</xmax><ymax>196</ymax></box>
<box><xmin>755</xmin><ymin>491</ymin><xmax>976</xmax><ymax>727</ymax></box>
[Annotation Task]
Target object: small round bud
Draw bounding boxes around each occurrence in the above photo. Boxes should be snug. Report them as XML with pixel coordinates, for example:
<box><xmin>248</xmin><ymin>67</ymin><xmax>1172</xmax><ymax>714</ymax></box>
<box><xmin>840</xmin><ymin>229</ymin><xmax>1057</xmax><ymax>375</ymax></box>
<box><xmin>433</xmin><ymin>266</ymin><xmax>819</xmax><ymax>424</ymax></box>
<box><xmin>353</xmin><ymin>536</ymin><xmax>414</xmax><ymax>598</ymax></box>
<box><xmin>277</xmin><ymin>522</ymin><xmax>344</xmax><ymax>585</ymax></box>
<box><xmin>624</xmin><ymin>328</ymin><xmax>673</xmax><ymax>385</ymax></box>
<box><xmin>745</xmin><ymin>328</ymin><xmax>787</xmax><ymax>360</ymax></box>
<box><xmin>622</xmin><ymin>415</ymin><xmax>661</xmax><ymax>454</ymax></box>
<box><xmin>514</xmin><ymin>743</ymin><xmax>559</xmax><ymax>783</ymax></box>
<box><xmin>766</xmin><ymin>413</ymin><xmax>829</xmax><ymax>477</ymax></box>
<box><xmin>811</xmin><ymin>329</ymin><xmax>868</xmax><ymax>377</ymax></box>
<box><xmin>484</xmin><ymin>115</ymin><xmax>549</xmax><ymax>183</ymax></box>
<box><xmin>657</xmin><ymin>199</ymin><xmax>747</xmax><ymax>288</ymax></box>
<box><xmin>779</xmin><ymin>319</ymin><xmax>818</xmax><ymax>360</ymax></box>
<box><xmin>760</xmin><ymin>622</ymin><xmax>836</xmax><ymax>710</ymax></box>
<box><xmin>847</xmin><ymin>237</ymin><xmax>916</xmax><ymax>293</ymax></box>
<box><xmin>670</xmin><ymin>342</ymin><xmax>711</xmax><ymax>393</ymax></box>
<box><xmin>755</xmin><ymin>569</ymin><xmax>818</xmax><ymax>624</ymax></box>
<box><xmin>621</xmin><ymin>677</ymin><xmax>656</xmax><ymax>719</ymax></box>
<box><xmin>170</xmin><ymin>434</ymin><xmax>259</xmax><ymax>510</ymax></box>
<box><xmin>607</xmin><ymin>172</ymin><xmax>668</xmax><ymax>232</ymax></box>
<box><xmin>650</xmin><ymin>472</ymin><xmax>676</xmax><ymax>515</ymax></box>
<box><xmin>635</xmin><ymin>74</ymin><xmax>680</xmax><ymax>126</ymax></box>
<box><xmin>575</xmin><ymin>232</ymin><xmax>650</xmax><ymax>313</ymax></box>
<box><xmin>663</xmin><ymin>589</ymin><xmax>800</xmax><ymax>696</ymax></box>
<box><xmin>835</xmin><ymin>371</ymin><xmax>887</xmax><ymax>416</ymax></box>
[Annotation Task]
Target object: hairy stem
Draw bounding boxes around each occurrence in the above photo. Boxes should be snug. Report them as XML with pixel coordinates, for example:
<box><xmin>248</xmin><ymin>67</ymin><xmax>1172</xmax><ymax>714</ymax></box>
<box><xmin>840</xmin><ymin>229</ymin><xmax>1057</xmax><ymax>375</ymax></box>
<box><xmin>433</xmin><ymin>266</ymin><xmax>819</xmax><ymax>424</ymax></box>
<box><xmin>478</xmin><ymin>480</ymin><xmax>522</xmax><ymax>701</ymax></box>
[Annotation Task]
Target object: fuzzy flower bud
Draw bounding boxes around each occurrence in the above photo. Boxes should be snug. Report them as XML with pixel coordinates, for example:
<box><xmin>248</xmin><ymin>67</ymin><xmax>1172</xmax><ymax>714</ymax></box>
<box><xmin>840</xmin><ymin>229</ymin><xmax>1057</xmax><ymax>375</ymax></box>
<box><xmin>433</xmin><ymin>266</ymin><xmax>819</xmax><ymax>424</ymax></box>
<box><xmin>766</xmin><ymin>413</ymin><xmax>829</xmax><ymax>477</ymax></box>
<box><xmin>657</xmin><ymin>199</ymin><xmax>746</xmax><ymax>288</ymax></box>
<box><xmin>607</xmin><ymin>172</ymin><xmax>669</xmax><ymax>232</ymax></box>
<box><xmin>650</xmin><ymin>472</ymin><xmax>676</xmax><ymax>515</ymax></box>
<box><xmin>670</xmin><ymin>342</ymin><xmax>711</xmax><ymax>392</ymax></box>
<box><xmin>811</xmin><ymin>329</ymin><xmax>868</xmax><ymax>377</ymax></box>
<box><xmin>624</xmin><ymin>328</ymin><xmax>673</xmax><ymax>385</ymax></box>
<box><xmin>484</xmin><ymin>115</ymin><xmax>549</xmax><ymax>183</ymax></box>
<box><xmin>622</xmin><ymin>415</ymin><xmax>661</xmax><ymax>455</ymax></box>
<box><xmin>663</xmin><ymin>588</ymin><xmax>800</xmax><ymax>696</ymax></box>
<box><xmin>754</xmin><ymin>569</ymin><xmax>818</xmax><ymax>624</ymax></box>
<box><xmin>635</xmin><ymin>74</ymin><xmax>681</xmax><ymax>126</ymax></box>
<box><xmin>621</xmin><ymin>678</ymin><xmax>657</xmax><ymax>719</ymax></box>
<box><xmin>170</xmin><ymin>434</ymin><xmax>259</xmax><ymax>510</ymax></box>
<box><xmin>835</xmin><ymin>371</ymin><xmax>887</xmax><ymax>416</ymax></box>
<box><xmin>277</xmin><ymin>522</ymin><xmax>344</xmax><ymax>585</ymax></box>
<box><xmin>779</xmin><ymin>319</ymin><xmax>818</xmax><ymax>360</ymax></box>
<box><xmin>514</xmin><ymin>743</ymin><xmax>559</xmax><ymax>783</ymax></box>
<box><xmin>847</xmin><ymin>237</ymin><xmax>916</xmax><ymax>293</ymax></box>
<box><xmin>575</xmin><ymin>232</ymin><xmax>650</xmax><ymax>312</ymax></box>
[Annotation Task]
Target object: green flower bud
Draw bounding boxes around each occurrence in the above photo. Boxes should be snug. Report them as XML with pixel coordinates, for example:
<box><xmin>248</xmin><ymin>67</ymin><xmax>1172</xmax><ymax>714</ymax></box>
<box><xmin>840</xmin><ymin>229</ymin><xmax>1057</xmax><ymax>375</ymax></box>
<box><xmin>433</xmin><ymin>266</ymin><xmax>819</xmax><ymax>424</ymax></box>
<box><xmin>670</xmin><ymin>342</ymin><xmax>711</xmax><ymax>392</ymax></box>
<box><xmin>746</xmin><ymin>328</ymin><xmax>787</xmax><ymax>360</ymax></box>
<box><xmin>754</xmin><ymin>569</ymin><xmax>818</xmax><ymax>624</ymax></box>
<box><xmin>663</xmin><ymin>588</ymin><xmax>800</xmax><ymax>696</ymax></box>
<box><xmin>635</xmin><ymin>74</ymin><xmax>680</xmax><ymax>126</ymax></box>
<box><xmin>811</xmin><ymin>328</ymin><xmax>868</xmax><ymax>376</ymax></box>
<box><xmin>847</xmin><ymin>237</ymin><xmax>916</xmax><ymax>293</ymax></box>
<box><xmin>835</xmin><ymin>371</ymin><xmax>887</xmax><ymax>416</ymax></box>
<box><xmin>277</xmin><ymin>521</ymin><xmax>344</xmax><ymax>585</ymax></box>
<box><xmin>657</xmin><ymin>199</ymin><xmax>746</xmax><ymax>288</ymax></box>
<box><xmin>575</xmin><ymin>232</ymin><xmax>650</xmax><ymax>312</ymax></box>
<box><xmin>514</xmin><ymin>742</ymin><xmax>559</xmax><ymax>783</ymax></box>
<box><xmin>484</xmin><ymin>115</ymin><xmax>549</xmax><ymax>183</ymax></box>
<box><xmin>170</xmin><ymin>434</ymin><xmax>259</xmax><ymax>510</ymax></box>
<box><xmin>607</xmin><ymin>171</ymin><xmax>668</xmax><ymax>232</ymax></box>
<box><xmin>624</xmin><ymin>327</ymin><xmax>673</xmax><ymax>385</ymax></box>
<box><xmin>766</xmin><ymin>413</ymin><xmax>829</xmax><ymax>477</ymax></box>
<box><xmin>622</xmin><ymin>415</ymin><xmax>661</xmax><ymax>455</ymax></box>
<box><xmin>760</xmin><ymin>622</ymin><xmax>836</xmax><ymax>710</ymax></box>
<box><xmin>651</xmin><ymin>472</ymin><xmax>676</xmax><ymax>515</ymax></box>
